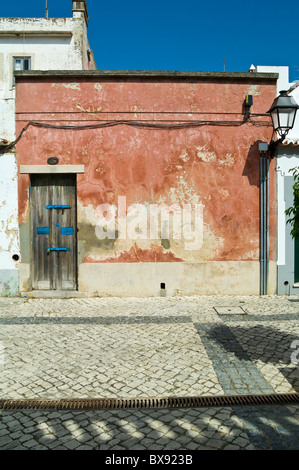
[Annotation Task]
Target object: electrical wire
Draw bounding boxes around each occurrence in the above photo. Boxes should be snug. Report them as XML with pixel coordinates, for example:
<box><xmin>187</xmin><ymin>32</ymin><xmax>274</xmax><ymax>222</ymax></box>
<box><xmin>1</xmin><ymin>116</ymin><xmax>271</xmax><ymax>153</ymax></box>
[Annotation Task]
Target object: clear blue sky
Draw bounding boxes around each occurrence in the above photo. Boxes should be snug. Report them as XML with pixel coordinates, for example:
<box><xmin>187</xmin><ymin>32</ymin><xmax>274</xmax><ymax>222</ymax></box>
<box><xmin>1</xmin><ymin>0</ymin><xmax>299</xmax><ymax>82</ymax></box>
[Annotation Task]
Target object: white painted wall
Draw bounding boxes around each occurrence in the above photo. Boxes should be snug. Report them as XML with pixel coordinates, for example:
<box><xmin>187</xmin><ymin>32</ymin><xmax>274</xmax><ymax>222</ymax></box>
<box><xmin>276</xmin><ymin>155</ymin><xmax>298</xmax><ymax>266</ymax></box>
<box><xmin>0</xmin><ymin>12</ymin><xmax>96</xmax><ymax>295</ymax></box>
<box><xmin>0</xmin><ymin>155</ymin><xmax>19</xmax><ymax>265</ymax></box>
<box><xmin>256</xmin><ymin>65</ymin><xmax>299</xmax><ymax>140</ymax></box>
<box><xmin>284</xmin><ymin>84</ymin><xmax>299</xmax><ymax>141</ymax></box>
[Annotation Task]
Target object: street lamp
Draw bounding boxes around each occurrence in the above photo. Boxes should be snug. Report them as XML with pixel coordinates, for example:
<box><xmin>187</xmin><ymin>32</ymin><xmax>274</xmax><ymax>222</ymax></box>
<box><xmin>268</xmin><ymin>90</ymin><xmax>299</xmax><ymax>156</ymax></box>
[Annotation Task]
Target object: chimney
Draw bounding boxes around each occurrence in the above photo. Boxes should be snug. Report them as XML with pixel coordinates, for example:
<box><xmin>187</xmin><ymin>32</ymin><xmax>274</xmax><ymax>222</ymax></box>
<box><xmin>72</xmin><ymin>1</ymin><xmax>89</xmax><ymax>26</ymax></box>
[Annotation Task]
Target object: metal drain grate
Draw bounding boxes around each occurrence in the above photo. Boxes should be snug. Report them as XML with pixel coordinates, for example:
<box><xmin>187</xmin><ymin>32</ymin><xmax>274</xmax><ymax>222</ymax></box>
<box><xmin>0</xmin><ymin>393</ymin><xmax>298</xmax><ymax>410</ymax></box>
<box><xmin>214</xmin><ymin>306</ymin><xmax>246</xmax><ymax>315</ymax></box>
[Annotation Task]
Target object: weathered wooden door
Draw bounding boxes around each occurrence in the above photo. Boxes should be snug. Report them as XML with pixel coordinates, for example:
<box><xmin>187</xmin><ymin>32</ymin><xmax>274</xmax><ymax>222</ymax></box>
<box><xmin>31</xmin><ymin>174</ymin><xmax>77</xmax><ymax>290</ymax></box>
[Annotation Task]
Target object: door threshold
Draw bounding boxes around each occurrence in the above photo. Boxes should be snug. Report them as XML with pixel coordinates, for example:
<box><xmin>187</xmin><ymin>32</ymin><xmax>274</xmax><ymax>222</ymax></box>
<box><xmin>21</xmin><ymin>290</ymin><xmax>88</xmax><ymax>299</ymax></box>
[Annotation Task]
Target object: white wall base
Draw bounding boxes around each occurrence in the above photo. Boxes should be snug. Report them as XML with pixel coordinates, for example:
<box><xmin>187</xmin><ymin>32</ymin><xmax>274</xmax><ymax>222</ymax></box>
<box><xmin>78</xmin><ymin>261</ymin><xmax>277</xmax><ymax>297</ymax></box>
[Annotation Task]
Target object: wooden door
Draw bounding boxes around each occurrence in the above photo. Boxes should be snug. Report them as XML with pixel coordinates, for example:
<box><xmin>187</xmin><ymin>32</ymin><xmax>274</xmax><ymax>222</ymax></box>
<box><xmin>31</xmin><ymin>174</ymin><xmax>77</xmax><ymax>290</ymax></box>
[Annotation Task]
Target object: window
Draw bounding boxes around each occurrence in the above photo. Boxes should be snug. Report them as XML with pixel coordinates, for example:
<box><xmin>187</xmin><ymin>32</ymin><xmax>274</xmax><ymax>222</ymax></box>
<box><xmin>13</xmin><ymin>57</ymin><xmax>31</xmax><ymax>85</ymax></box>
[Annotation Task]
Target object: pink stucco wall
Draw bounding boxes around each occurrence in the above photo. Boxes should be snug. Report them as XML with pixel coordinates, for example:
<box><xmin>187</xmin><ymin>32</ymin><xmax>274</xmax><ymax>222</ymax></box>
<box><xmin>15</xmin><ymin>73</ymin><xmax>277</xmax><ymax>265</ymax></box>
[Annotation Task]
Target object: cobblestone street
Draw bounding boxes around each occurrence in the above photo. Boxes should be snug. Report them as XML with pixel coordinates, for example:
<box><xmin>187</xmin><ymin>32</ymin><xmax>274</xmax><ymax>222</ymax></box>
<box><xmin>0</xmin><ymin>295</ymin><xmax>298</xmax><ymax>450</ymax></box>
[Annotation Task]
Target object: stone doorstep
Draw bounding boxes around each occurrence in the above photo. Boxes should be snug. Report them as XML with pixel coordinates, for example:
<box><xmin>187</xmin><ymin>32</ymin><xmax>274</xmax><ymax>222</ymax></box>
<box><xmin>21</xmin><ymin>290</ymin><xmax>88</xmax><ymax>299</ymax></box>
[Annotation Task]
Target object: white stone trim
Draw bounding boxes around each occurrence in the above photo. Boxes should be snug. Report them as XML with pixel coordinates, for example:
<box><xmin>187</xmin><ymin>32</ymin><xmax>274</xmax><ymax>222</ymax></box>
<box><xmin>20</xmin><ymin>164</ymin><xmax>85</xmax><ymax>174</ymax></box>
<box><xmin>1</xmin><ymin>31</ymin><xmax>73</xmax><ymax>37</ymax></box>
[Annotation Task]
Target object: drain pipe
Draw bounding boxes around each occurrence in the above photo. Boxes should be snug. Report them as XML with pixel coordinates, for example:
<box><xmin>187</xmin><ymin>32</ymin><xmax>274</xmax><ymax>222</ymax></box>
<box><xmin>259</xmin><ymin>142</ymin><xmax>269</xmax><ymax>295</ymax></box>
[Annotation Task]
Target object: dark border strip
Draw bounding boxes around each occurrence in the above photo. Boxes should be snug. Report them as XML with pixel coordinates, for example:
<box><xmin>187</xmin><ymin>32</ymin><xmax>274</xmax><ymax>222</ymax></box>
<box><xmin>0</xmin><ymin>393</ymin><xmax>298</xmax><ymax>410</ymax></box>
<box><xmin>0</xmin><ymin>315</ymin><xmax>192</xmax><ymax>325</ymax></box>
<box><xmin>217</xmin><ymin>314</ymin><xmax>299</xmax><ymax>322</ymax></box>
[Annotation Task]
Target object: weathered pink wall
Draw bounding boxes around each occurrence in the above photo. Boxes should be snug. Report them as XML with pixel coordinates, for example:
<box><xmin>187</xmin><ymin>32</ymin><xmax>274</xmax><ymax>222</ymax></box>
<box><xmin>15</xmin><ymin>74</ymin><xmax>277</xmax><ymax>265</ymax></box>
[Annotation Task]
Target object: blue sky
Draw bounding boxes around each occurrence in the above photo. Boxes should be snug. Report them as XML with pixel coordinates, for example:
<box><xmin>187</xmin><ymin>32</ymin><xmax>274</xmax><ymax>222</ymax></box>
<box><xmin>1</xmin><ymin>0</ymin><xmax>299</xmax><ymax>82</ymax></box>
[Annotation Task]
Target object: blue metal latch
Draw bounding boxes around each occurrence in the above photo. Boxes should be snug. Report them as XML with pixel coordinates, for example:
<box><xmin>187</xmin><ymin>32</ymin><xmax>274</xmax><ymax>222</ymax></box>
<box><xmin>47</xmin><ymin>247</ymin><xmax>70</xmax><ymax>254</ymax></box>
<box><xmin>61</xmin><ymin>227</ymin><xmax>74</xmax><ymax>235</ymax></box>
<box><xmin>37</xmin><ymin>227</ymin><xmax>49</xmax><ymax>235</ymax></box>
<box><xmin>46</xmin><ymin>205</ymin><xmax>71</xmax><ymax>210</ymax></box>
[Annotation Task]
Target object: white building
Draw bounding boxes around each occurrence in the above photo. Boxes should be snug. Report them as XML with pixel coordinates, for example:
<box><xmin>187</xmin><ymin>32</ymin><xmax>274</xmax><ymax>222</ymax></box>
<box><xmin>257</xmin><ymin>65</ymin><xmax>299</xmax><ymax>294</ymax></box>
<box><xmin>0</xmin><ymin>0</ymin><xmax>96</xmax><ymax>295</ymax></box>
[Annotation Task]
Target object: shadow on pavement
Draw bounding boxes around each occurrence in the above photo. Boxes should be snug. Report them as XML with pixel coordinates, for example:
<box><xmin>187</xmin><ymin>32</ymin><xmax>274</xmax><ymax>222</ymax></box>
<box><xmin>0</xmin><ymin>405</ymin><xmax>298</xmax><ymax>450</ymax></box>
<box><xmin>205</xmin><ymin>324</ymin><xmax>299</xmax><ymax>393</ymax></box>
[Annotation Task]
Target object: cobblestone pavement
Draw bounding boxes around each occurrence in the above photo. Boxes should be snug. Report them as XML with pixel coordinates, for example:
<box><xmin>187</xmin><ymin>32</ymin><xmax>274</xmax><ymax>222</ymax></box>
<box><xmin>0</xmin><ymin>295</ymin><xmax>298</xmax><ymax>450</ymax></box>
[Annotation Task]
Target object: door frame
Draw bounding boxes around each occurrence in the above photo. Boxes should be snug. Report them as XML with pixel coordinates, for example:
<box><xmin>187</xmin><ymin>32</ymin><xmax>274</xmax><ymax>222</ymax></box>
<box><xmin>30</xmin><ymin>173</ymin><xmax>78</xmax><ymax>291</ymax></box>
<box><xmin>20</xmin><ymin>165</ymin><xmax>84</xmax><ymax>292</ymax></box>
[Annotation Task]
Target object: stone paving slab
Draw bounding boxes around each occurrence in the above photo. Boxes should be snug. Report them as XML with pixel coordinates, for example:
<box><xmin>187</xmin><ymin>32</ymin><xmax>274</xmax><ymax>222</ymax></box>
<box><xmin>0</xmin><ymin>321</ymin><xmax>222</xmax><ymax>399</ymax></box>
<box><xmin>0</xmin><ymin>294</ymin><xmax>298</xmax><ymax>450</ymax></box>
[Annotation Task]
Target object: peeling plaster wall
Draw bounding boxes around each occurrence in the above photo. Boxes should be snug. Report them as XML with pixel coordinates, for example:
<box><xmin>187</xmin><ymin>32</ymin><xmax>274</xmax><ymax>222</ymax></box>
<box><xmin>16</xmin><ymin>74</ymin><xmax>278</xmax><ymax>296</ymax></box>
<box><xmin>0</xmin><ymin>155</ymin><xmax>19</xmax><ymax>296</ymax></box>
<box><xmin>0</xmin><ymin>15</ymin><xmax>96</xmax><ymax>295</ymax></box>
